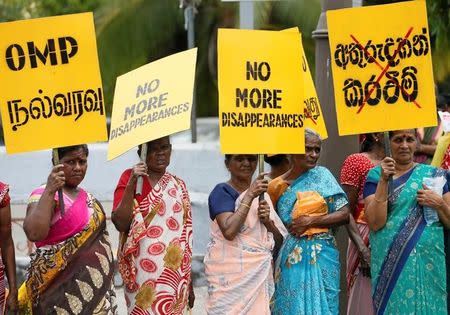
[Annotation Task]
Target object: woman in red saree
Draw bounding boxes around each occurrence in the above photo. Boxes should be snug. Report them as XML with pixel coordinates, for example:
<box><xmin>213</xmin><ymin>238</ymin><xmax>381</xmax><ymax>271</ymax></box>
<box><xmin>340</xmin><ymin>134</ymin><xmax>385</xmax><ymax>315</ymax></box>
<box><xmin>0</xmin><ymin>182</ymin><xmax>17</xmax><ymax>314</ymax></box>
<box><xmin>113</xmin><ymin>137</ymin><xmax>194</xmax><ymax>315</ymax></box>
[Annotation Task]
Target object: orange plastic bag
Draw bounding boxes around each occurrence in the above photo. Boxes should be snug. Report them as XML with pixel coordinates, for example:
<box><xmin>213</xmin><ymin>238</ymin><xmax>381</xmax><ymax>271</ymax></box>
<box><xmin>292</xmin><ymin>191</ymin><xmax>329</xmax><ymax>236</ymax></box>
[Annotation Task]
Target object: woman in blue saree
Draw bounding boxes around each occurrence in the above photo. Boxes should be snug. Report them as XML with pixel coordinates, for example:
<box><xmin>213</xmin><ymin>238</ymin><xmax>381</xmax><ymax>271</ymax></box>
<box><xmin>364</xmin><ymin>130</ymin><xmax>450</xmax><ymax>315</ymax></box>
<box><xmin>269</xmin><ymin>129</ymin><xmax>350</xmax><ymax>315</ymax></box>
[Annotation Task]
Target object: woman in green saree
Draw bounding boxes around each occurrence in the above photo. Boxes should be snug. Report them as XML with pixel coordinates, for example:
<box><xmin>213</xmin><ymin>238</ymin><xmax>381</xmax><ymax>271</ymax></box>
<box><xmin>364</xmin><ymin>130</ymin><xmax>450</xmax><ymax>315</ymax></box>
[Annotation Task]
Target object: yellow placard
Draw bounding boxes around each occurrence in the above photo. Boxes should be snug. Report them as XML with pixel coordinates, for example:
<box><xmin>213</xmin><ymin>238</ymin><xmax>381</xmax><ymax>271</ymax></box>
<box><xmin>107</xmin><ymin>48</ymin><xmax>197</xmax><ymax>160</ymax></box>
<box><xmin>283</xmin><ymin>27</ymin><xmax>328</xmax><ymax>139</ymax></box>
<box><xmin>0</xmin><ymin>13</ymin><xmax>107</xmax><ymax>154</ymax></box>
<box><xmin>218</xmin><ymin>28</ymin><xmax>304</xmax><ymax>154</ymax></box>
<box><xmin>327</xmin><ymin>1</ymin><xmax>436</xmax><ymax>135</ymax></box>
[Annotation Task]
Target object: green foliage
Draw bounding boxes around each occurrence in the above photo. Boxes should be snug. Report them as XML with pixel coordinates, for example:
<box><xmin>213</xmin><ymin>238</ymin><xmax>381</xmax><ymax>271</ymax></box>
<box><xmin>95</xmin><ymin>1</ymin><xmax>185</xmax><ymax>114</ymax></box>
<box><xmin>34</xmin><ymin>0</ymin><xmax>107</xmax><ymax>15</ymax></box>
<box><xmin>1</xmin><ymin>0</ymin><xmax>447</xmax><ymax>118</ymax></box>
<box><xmin>0</xmin><ymin>0</ymin><xmax>34</xmax><ymax>21</ymax></box>
<box><xmin>93</xmin><ymin>0</ymin><xmax>321</xmax><ymax>117</ymax></box>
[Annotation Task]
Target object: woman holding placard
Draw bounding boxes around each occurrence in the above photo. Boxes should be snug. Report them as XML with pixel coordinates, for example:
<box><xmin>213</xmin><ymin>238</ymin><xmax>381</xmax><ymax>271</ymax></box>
<box><xmin>364</xmin><ymin>130</ymin><xmax>450</xmax><ymax>314</ymax></box>
<box><xmin>18</xmin><ymin>144</ymin><xmax>117</xmax><ymax>314</ymax></box>
<box><xmin>269</xmin><ymin>128</ymin><xmax>350</xmax><ymax>315</ymax></box>
<box><xmin>204</xmin><ymin>154</ymin><xmax>286</xmax><ymax>314</ymax></box>
<box><xmin>0</xmin><ymin>181</ymin><xmax>17</xmax><ymax>314</ymax></box>
<box><xmin>113</xmin><ymin>136</ymin><xmax>194</xmax><ymax>314</ymax></box>
<box><xmin>340</xmin><ymin>133</ymin><xmax>385</xmax><ymax>315</ymax></box>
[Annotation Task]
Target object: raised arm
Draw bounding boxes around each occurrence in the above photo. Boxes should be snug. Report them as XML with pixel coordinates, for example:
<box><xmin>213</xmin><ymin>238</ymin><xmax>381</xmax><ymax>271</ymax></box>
<box><xmin>365</xmin><ymin>157</ymin><xmax>395</xmax><ymax>231</ymax></box>
<box><xmin>343</xmin><ymin>185</ymin><xmax>370</xmax><ymax>259</ymax></box>
<box><xmin>216</xmin><ymin>174</ymin><xmax>267</xmax><ymax>241</ymax></box>
<box><xmin>23</xmin><ymin>164</ymin><xmax>64</xmax><ymax>241</ymax></box>
<box><xmin>112</xmin><ymin>162</ymin><xmax>148</xmax><ymax>232</ymax></box>
<box><xmin>257</xmin><ymin>199</ymin><xmax>284</xmax><ymax>257</ymax></box>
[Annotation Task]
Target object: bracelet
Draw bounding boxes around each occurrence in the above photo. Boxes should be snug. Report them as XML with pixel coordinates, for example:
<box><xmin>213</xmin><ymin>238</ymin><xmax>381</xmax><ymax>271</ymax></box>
<box><xmin>374</xmin><ymin>196</ymin><xmax>387</xmax><ymax>203</ymax></box>
<box><xmin>240</xmin><ymin>202</ymin><xmax>251</xmax><ymax>209</ymax></box>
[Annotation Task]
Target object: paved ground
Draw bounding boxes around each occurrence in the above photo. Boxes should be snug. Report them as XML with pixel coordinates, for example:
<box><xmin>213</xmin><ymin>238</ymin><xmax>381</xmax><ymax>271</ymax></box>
<box><xmin>114</xmin><ymin>287</ymin><xmax>207</xmax><ymax>314</ymax></box>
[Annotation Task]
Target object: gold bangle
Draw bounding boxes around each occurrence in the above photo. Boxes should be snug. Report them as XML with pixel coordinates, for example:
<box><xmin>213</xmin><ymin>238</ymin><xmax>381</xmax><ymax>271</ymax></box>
<box><xmin>374</xmin><ymin>196</ymin><xmax>387</xmax><ymax>203</ymax></box>
<box><xmin>240</xmin><ymin>202</ymin><xmax>251</xmax><ymax>209</ymax></box>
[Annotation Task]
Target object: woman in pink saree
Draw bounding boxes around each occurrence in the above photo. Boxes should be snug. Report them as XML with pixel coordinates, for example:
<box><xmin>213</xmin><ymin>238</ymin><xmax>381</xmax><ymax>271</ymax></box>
<box><xmin>18</xmin><ymin>144</ymin><xmax>117</xmax><ymax>314</ymax></box>
<box><xmin>204</xmin><ymin>154</ymin><xmax>287</xmax><ymax>314</ymax></box>
<box><xmin>113</xmin><ymin>137</ymin><xmax>194</xmax><ymax>314</ymax></box>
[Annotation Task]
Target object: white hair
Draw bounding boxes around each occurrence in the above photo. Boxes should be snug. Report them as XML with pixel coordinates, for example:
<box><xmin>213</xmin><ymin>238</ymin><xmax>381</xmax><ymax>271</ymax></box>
<box><xmin>305</xmin><ymin>128</ymin><xmax>321</xmax><ymax>141</ymax></box>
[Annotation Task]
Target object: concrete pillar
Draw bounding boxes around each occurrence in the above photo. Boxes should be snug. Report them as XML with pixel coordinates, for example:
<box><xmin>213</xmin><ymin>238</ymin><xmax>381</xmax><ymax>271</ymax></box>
<box><xmin>239</xmin><ymin>1</ymin><xmax>254</xmax><ymax>29</ymax></box>
<box><xmin>312</xmin><ymin>1</ymin><xmax>359</xmax><ymax>314</ymax></box>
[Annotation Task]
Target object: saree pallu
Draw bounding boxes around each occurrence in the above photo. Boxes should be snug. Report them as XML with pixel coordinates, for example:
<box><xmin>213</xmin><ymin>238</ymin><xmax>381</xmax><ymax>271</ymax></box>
<box><xmin>0</xmin><ymin>255</ymin><xmax>4</xmax><ymax>315</ymax></box>
<box><xmin>18</xmin><ymin>193</ymin><xmax>117</xmax><ymax>314</ymax></box>
<box><xmin>271</xmin><ymin>166</ymin><xmax>348</xmax><ymax>315</ymax></box>
<box><xmin>0</xmin><ymin>183</ymin><xmax>7</xmax><ymax>314</ymax></box>
<box><xmin>118</xmin><ymin>172</ymin><xmax>193</xmax><ymax>315</ymax></box>
<box><xmin>346</xmin><ymin>223</ymin><xmax>373</xmax><ymax>315</ymax></box>
<box><xmin>367</xmin><ymin>164</ymin><xmax>447</xmax><ymax>315</ymax></box>
<box><xmin>204</xmin><ymin>191</ymin><xmax>286</xmax><ymax>315</ymax></box>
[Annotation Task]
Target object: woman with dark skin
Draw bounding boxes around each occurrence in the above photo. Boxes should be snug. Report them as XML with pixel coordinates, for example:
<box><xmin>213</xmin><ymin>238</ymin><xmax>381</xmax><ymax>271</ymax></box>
<box><xmin>269</xmin><ymin>129</ymin><xmax>350</xmax><ymax>315</ymax></box>
<box><xmin>204</xmin><ymin>154</ymin><xmax>286</xmax><ymax>314</ymax></box>
<box><xmin>0</xmin><ymin>182</ymin><xmax>17</xmax><ymax>314</ymax></box>
<box><xmin>340</xmin><ymin>133</ymin><xmax>385</xmax><ymax>315</ymax></box>
<box><xmin>113</xmin><ymin>137</ymin><xmax>194</xmax><ymax>314</ymax></box>
<box><xmin>264</xmin><ymin>154</ymin><xmax>291</xmax><ymax>180</ymax></box>
<box><xmin>364</xmin><ymin>130</ymin><xmax>450</xmax><ymax>314</ymax></box>
<box><xmin>19</xmin><ymin>145</ymin><xmax>117</xmax><ymax>314</ymax></box>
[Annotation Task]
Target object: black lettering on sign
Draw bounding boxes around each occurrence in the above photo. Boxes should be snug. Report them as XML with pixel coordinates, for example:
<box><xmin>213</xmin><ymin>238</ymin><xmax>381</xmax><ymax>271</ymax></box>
<box><xmin>5</xmin><ymin>44</ymin><xmax>25</xmax><ymax>71</ymax></box>
<box><xmin>342</xmin><ymin>66</ymin><xmax>418</xmax><ymax>107</ymax></box>
<box><xmin>5</xmin><ymin>37</ymin><xmax>78</xmax><ymax>71</ymax></box>
<box><xmin>27</xmin><ymin>39</ymin><xmax>58</xmax><ymax>68</ymax></box>
<box><xmin>246</xmin><ymin>61</ymin><xmax>271</xmax><ymax>81</ymax></box>
<box><xmin>7</xmin><ymin>88</ymin><xmax>104</xmax><ymax>131</ymax></box>
<box><xmin>221</xmin><ymin>111</ymin><xmax>304</xmax><ymax>128</ymax></box>
<box><xmin>333</xmin><ymin>28</ymin><xmax>430</xmax><ymax>70</ymax></box>
<box><xmin>235</xmin><ymin>88</ymin><xmax>282</xmax><ymax>109</ymax></box>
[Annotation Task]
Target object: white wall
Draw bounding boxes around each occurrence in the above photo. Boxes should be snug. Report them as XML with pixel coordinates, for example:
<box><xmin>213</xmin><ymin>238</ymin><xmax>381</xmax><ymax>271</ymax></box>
<box><xmin>1</xmin><ymin>140</ymin><xmax>229</xmax><ymax>203</ymax></box>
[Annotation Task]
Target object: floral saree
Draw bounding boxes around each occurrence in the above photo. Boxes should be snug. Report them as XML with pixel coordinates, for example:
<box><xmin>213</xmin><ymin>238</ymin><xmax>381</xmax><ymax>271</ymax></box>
<box><xmin>270</xmin><ymin>166</ymin><xmax>348</xmax><ymax>315</ymax></box>
<box><xmin>118</xmin><ymin>172</ymin><xmax>193</xmax><ymax>315</ymax></box>
<box><xmin>365</xmin><ymin>164</ymin><xmax>447</xmax><ymax>315</ymax></box>
<box><xmin>204</xmin><ymin>189</ymin><xmax>287</xmax><ymax>315</ymax></box>
<box><xmin>18</xmin><ymin>190</ymin><xmax>117</xmax><ymax>314</ymax></box>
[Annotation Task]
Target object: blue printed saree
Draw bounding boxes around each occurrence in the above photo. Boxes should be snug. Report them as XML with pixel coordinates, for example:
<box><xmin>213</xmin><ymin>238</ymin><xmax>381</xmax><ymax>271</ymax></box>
<box><xmin>365</xmin><ymin>164</ymin><xmax>447</xmax><ymax>315</ymax></box>
<box><xmin>271</xmin><ymin>166</ymin><xmax>348</xmax><ymax>315</ymax></box>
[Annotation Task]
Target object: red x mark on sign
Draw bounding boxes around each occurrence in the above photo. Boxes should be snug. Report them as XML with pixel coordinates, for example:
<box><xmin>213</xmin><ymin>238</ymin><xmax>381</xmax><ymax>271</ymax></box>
<box><xmin>349</xmin><ymin>27</ymin><xmax>422</xmax><ymax>114</ymax></box>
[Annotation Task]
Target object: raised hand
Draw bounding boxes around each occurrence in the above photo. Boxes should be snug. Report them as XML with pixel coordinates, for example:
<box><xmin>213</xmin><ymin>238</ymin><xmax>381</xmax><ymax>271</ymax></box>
<box><xmin>46</xmin><ymin>164</ymin><xmax>65</xmax><ymax>193</ymax></box>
